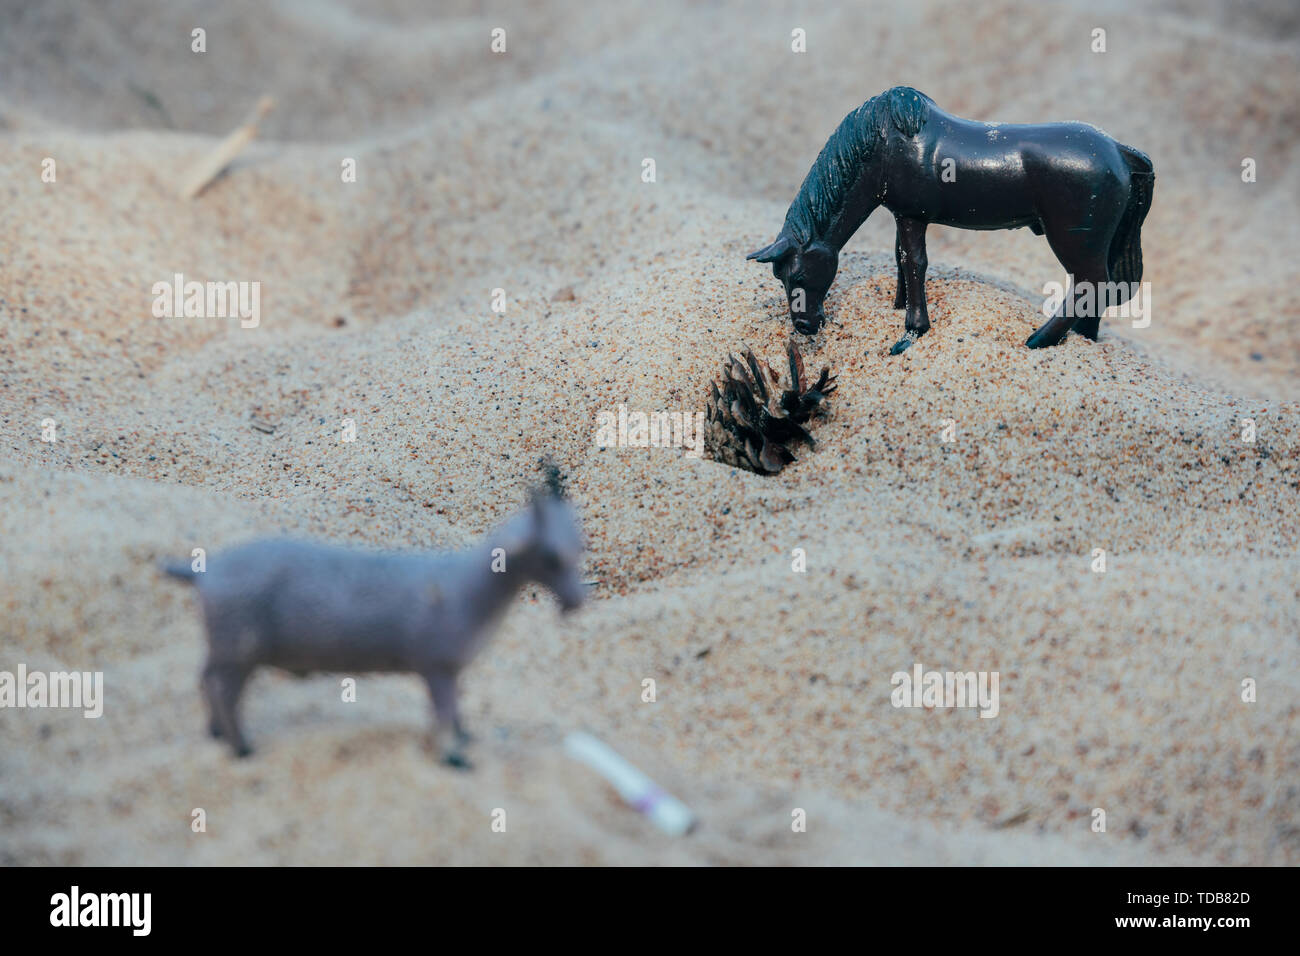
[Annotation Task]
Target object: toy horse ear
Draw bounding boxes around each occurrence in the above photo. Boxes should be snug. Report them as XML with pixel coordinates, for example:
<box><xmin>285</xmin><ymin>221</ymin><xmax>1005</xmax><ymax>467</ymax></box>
<box><xmin>747</xmin><ymin>235</ymin><xmax>793</xmax><ymax>263</ymax></box>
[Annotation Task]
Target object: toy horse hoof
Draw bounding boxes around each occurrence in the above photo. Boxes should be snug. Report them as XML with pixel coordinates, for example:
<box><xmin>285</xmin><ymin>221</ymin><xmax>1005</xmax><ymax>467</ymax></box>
<box><xmin>234</xmin><ymin>744</ymin><xmax>254</xmax><ymax>759</ymax></box>
<box><xmin>890</xmin><ymin>330</ymin><xmax>920</xmax><ymax>355</ymax></box>
<box><xmin>1025</xmin><ymin>330</ymin><xmax>1058</xmax><ymax>349</ymax></box>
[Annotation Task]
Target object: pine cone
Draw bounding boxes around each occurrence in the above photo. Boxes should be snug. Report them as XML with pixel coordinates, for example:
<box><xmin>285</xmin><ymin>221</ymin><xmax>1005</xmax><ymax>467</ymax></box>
<box><xmin>705</xmin><ymin>341</ymin><xmax>837</xmax><ymax>474</ymax></box>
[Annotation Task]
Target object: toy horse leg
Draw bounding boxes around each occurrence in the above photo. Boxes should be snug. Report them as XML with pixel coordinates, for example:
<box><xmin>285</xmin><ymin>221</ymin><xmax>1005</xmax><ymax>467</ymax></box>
<box><xmin>1028</xmin><ymin>226</ymin><xmax>1110</xmax><ymax>349</ymax></box>
<box><xmin>893</xmin><ymin>232</ymin><xmax>906</xmax><ymax>309</ymax></box>
<box><xmin>1072</xmin><ymin>309</ymin><xmax>1101</xmax><ymax>342</ymax></box>
<box><xmin>1027</xmin><ymin>304</ymin><xmax>1075</xmax><ymax>349</ymax></box>
<box><xmin>889</xmin><ymin>217</ymin><xmax>929</xmax><ymax>355</ymax></box>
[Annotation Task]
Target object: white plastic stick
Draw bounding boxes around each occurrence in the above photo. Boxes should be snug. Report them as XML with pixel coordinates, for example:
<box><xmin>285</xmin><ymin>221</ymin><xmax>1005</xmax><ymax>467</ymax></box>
<box><xmin>563</xmin><ymin>731</ymin><xmax>696</xmax><ymax>836</ymax></box>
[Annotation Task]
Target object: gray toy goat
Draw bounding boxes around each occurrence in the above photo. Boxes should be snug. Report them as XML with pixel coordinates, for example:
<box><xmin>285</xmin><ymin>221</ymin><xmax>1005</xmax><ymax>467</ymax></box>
<box><xmin>162</xmin><ymin>480</ymin><xmax>585</xmax><ymax>767</ymax></box>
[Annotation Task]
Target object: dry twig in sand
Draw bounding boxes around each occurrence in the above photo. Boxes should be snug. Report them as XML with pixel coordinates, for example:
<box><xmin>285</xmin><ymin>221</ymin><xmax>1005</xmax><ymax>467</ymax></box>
<box><xmin>177</xmin><ymin>96</ymin><xmax>274</xmax><ymax>199</ymax></box>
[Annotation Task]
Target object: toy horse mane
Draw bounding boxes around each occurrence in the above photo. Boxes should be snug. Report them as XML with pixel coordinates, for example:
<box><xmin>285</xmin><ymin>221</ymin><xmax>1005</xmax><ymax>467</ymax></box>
<box><xmin>783</xmin><ymin>86</ymin><xmax>934</xmax><ymax>245</ymax></box>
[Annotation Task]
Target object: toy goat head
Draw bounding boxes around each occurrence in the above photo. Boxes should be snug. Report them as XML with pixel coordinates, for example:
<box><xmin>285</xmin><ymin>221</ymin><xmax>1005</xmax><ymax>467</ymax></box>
<box><xmin>498</xmin><ymin>465</ymin><xmax>586</xmax><ymax>613</ymax></box>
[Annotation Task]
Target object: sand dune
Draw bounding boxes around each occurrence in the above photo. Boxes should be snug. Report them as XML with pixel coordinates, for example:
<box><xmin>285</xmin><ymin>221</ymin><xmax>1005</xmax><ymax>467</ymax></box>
<box><xmin>1</xmin><ymin>0</ymin><xmax>1297</xmax><ymax>865</ymax></box>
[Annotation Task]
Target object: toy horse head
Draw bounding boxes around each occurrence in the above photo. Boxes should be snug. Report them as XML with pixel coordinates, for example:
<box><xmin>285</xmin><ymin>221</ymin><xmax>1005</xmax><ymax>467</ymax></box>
<box><xmin>747</xmin><ymin>232</ymin><xmax>839</xmax><ymax>335</ymax></box>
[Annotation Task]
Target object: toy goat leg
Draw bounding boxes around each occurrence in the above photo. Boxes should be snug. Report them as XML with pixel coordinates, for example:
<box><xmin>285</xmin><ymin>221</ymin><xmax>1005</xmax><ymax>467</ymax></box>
<box><xmin>161</xmin><ymin>484</ymin><xmax>585</xmax><ymax>767</ymax></box>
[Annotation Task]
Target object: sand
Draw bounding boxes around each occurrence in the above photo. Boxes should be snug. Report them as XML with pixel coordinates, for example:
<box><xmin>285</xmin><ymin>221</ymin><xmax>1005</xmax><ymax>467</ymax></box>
<box><xmin>1</xmin><ymin>0</ymin><xmax>1297</xmax><ymax>865</ymax></box>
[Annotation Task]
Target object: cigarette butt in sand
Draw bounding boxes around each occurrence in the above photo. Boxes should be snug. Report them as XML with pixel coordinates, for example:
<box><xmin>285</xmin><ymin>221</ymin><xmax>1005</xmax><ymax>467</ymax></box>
<box><xmin>563</xmin><ymin>731</ymin><xmax>696</xmax><ymax>836</ymax></box>
<box><xmin>178</xmin><ymin>96</ymin><xmax>274</xmax><ymax>200</ymax></box>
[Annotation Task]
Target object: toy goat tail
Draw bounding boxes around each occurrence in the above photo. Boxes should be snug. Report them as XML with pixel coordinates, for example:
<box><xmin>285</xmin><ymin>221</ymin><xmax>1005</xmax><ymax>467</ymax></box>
<box><xmin>1109</xmin><ymin>144</ymin><xmax>1154</xmax><ymax>293</ymax></box>
<box><xmin>159</xmin><ymin>559</ymin><xmax>198</xmax><ymax>581</ymax></box>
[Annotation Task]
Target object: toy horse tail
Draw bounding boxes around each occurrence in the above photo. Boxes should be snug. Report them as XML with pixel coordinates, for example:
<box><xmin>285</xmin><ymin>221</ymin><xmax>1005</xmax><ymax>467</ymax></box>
<box><xmin>1108</xmin><ymin>144</ymin><xmax>1154</xmax><ymax>294</ymax></box>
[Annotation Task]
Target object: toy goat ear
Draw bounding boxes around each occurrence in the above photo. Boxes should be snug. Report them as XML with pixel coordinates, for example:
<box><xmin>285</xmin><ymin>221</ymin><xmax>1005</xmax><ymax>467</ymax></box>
<box><xmin>747</xmin><ymin>235</ymin><xmax>793</xmax><ymax>263</ymax></box>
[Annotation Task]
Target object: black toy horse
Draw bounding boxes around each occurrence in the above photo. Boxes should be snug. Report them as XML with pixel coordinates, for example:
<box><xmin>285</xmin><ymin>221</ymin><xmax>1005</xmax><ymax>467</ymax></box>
<box><xmin>748</xmin><ymin>87</ymin><xmax>1154</xmax><ymax>354</ymax></box>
